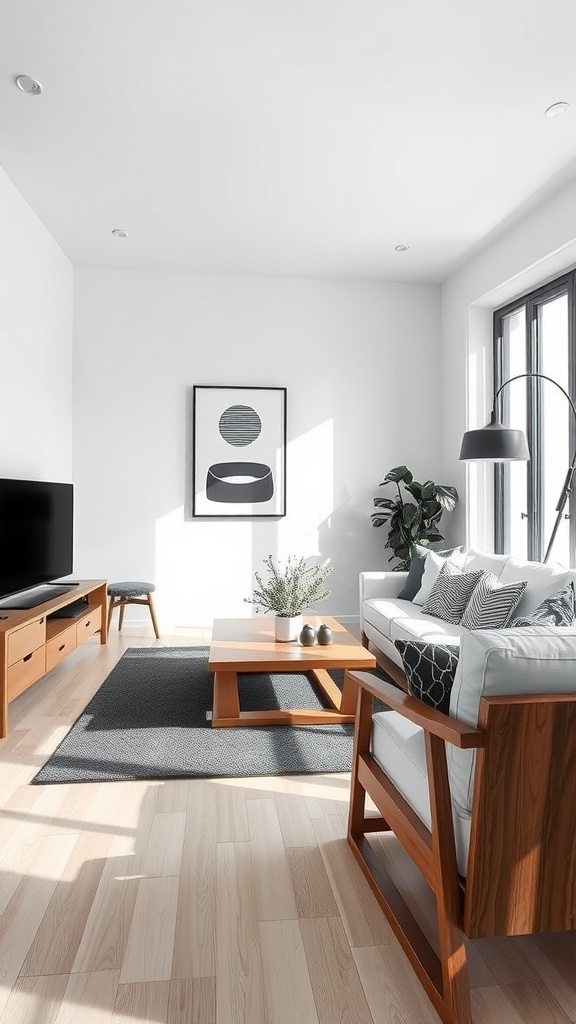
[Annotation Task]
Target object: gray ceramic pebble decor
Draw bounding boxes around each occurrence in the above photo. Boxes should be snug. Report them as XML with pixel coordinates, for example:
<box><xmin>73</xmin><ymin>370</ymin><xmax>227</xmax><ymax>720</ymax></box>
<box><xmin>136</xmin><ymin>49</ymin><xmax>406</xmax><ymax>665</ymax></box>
<box><xmin>317</xmin><ymin>623</ymin><xmax>333</xmax><ymax>645</ymax></box>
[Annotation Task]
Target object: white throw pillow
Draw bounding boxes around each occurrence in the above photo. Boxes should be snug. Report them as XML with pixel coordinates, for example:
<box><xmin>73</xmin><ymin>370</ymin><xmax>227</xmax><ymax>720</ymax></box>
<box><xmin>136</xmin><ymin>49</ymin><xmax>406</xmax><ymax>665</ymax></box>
<box><xmin>413</xmin><ymin>548</ymin><xmax>466</xmax><ymax>607</ymax></box>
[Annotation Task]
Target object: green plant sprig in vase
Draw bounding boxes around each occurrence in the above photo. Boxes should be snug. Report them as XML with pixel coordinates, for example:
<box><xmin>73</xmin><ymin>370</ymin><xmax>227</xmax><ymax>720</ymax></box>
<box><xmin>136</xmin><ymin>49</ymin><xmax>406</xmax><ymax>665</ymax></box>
<box><xmin>245</xmin><ymin>555</ymin><xmax>334</xmax><ymax>641</ymax></box>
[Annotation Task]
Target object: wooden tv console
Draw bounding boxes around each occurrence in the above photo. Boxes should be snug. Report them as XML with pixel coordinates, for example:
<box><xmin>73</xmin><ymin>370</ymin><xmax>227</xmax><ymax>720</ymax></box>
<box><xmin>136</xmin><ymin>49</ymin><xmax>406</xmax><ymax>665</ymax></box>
<box><xmin>0</xmin><ymin>579</ymin><xmax>108</xmax><ymax>739</ymax></box>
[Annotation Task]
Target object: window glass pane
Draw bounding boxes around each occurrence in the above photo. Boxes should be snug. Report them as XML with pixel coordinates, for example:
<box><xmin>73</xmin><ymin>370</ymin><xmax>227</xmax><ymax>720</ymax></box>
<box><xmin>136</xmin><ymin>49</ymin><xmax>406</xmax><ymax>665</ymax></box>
<box><xmin>540</xmin><ymin>293</ymin><xmax>569</xmax><ymax>565</ymax></box>
<box><xmin>502</xmin><ymin>308</ymin><xmax>528</xmax><ymax>559</ymax></box>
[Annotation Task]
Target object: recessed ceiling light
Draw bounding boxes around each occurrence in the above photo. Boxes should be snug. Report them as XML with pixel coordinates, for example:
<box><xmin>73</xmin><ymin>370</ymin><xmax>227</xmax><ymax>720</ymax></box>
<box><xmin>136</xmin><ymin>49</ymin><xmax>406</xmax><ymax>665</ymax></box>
<box><xmin>15</xmin><ymin>74</ymin><xmax>42</xmax><ymax>95</ymax></box>
<box><xmin>545</xmin><ymin>101</ymin><xmax>570</xmax><ymax>119</ymax></box>
<box><xmin>112</xmin><ymin>228</ymin><xmax>129</xmax><ymax>238</ymax></box>
<box><xmin>395</xmin><ymin>243</ymin><xmax>410</xmax><ymax>252</ymax></box>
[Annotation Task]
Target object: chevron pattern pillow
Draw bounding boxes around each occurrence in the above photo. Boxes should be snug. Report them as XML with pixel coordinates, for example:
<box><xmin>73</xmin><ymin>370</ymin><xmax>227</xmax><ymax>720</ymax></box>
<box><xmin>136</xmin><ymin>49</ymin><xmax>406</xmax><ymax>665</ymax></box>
<box><xmin>512</xmin><ymin>580</ymin><xmax>576</xmax><ymax>627</ymax></box>
<box><xmin>461</xmin><ymin>571</ymin><xmax>527</xmax><ymax>629</ymax></box>
<box><xmin>394</xmin><ymin>639</ymin><xmax>460</xmax><ymax>714</ymax></box>
<box><xmin>422</xmin><ymin>562</ymin><xmax>484</xmax><ymax>624</ymax></box>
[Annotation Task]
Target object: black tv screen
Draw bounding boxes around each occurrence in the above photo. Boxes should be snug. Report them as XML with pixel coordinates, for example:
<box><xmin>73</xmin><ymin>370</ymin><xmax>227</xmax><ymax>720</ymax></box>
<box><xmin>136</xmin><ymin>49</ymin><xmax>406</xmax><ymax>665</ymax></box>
<box><xmin>0</xmin><ymin>479</ymin><xmax>74</xmax><ymax>600</ymax></box>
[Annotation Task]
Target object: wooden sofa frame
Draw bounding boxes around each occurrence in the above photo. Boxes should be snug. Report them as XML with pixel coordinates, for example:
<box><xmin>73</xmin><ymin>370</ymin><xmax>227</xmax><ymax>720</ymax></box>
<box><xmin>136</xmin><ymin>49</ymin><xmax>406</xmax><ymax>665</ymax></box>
<box><xmin>347</xmin><ymin>662</ymin><xmax>576</xmax><ymax>1024</ymax></box>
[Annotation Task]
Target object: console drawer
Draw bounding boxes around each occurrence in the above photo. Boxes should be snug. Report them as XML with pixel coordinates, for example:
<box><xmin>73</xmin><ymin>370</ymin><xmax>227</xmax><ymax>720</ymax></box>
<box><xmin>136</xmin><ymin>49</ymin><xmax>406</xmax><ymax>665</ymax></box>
<box><xmin>76</xmin><ymin>606</ymin><xmax>102</xmax><ymax>644</ymax></box>
<box><xmin>46</xmin><ymin>624</ymin><xmax>78</xmax><ymax>672</ymax></box>
<box><xmin>7</xmin><ymin>617</ymin><xmax>46</xmax><ymax>667</ymax></box>
<box><xmin>8</xmin><ymin>646</ymin><xmax>46</xmax><ymax>701</ymax></box>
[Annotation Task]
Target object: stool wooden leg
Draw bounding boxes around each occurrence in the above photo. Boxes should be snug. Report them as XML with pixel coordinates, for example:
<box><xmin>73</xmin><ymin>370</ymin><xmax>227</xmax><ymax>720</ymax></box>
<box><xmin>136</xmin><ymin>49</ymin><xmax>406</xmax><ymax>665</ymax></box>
<box><xmin>118</xmin><ymin>603</ymin><xmax>126</xmax><ymax>631</ymax></box>
<box><xmin>107</xmin><ymin>597</ymin><xmax>115</xmax><ymax>634</ymax></box>
<box><xmin>147</xmin><ymin>593</ymin><xmax>160</xmax><ymax>639</ymax></box>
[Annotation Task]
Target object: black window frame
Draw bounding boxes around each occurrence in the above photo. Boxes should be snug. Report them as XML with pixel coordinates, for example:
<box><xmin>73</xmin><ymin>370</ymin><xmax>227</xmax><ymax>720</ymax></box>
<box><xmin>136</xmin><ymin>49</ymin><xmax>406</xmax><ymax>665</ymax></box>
<box><xmin>493</xmin><ymin>269</ymin><xmax>576</xmax><ymax>564</ymax></box>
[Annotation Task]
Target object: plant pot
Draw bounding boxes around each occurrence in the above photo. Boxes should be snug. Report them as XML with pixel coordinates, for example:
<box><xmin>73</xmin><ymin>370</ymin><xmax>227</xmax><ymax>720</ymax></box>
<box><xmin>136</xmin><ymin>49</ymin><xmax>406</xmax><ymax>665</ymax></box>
<box><xmin>275</xmin><ymin>614</ymin><xmax>303</xmax><ymax>642</ymax></box>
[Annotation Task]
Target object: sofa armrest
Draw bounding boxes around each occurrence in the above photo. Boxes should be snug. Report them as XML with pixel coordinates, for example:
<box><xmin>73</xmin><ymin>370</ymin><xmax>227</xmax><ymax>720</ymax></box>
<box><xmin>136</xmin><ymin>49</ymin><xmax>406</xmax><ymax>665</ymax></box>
<box><xmin>348</xmin><ymin>671</ymin><xmax>486</xmax><ymax>750</ymax></box>
<box><xmin>359</xmin><ymin>570</ymin><xmax>408</xmax><ymax>604</ymax></box>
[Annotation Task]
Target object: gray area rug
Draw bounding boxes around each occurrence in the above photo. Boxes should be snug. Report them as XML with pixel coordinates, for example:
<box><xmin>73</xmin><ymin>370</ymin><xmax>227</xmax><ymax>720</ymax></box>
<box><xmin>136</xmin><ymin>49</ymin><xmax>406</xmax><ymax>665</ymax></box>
<box><xmin>33</xmin><ymin>646</ymin><xmax>369</xmax><ymax>784</ymax></box>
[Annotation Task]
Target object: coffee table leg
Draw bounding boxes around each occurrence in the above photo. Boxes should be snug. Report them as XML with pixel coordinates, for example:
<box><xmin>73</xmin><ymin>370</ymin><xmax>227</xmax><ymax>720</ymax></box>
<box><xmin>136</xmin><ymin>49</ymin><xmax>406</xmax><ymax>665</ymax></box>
<box><xmin>339</xmin><ymin>670</ymin><xmax>360</xmax><ymax>716</ymax></box>
<box><xmin>212</xmin><ymin>670</ymin><xmax>240</xmax><ymax>726</ymax></box>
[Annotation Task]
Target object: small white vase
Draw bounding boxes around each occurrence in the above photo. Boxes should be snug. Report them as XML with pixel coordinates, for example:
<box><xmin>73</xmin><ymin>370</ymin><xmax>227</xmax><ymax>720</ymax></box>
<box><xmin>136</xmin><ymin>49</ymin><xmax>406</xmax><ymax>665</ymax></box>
<box><xmin>275</xmin><ymin>614</ymin><xmax>303</xmax><ymax>642</ymax></box>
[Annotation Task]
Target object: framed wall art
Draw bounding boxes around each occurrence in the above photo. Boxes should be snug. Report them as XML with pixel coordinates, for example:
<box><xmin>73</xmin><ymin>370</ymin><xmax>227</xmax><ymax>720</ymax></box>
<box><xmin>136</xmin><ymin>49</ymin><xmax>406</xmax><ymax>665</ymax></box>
<box><xmin>192</xmin><ymin>385</ymin><xmax>287</xmax><ymax>517</ymax></box>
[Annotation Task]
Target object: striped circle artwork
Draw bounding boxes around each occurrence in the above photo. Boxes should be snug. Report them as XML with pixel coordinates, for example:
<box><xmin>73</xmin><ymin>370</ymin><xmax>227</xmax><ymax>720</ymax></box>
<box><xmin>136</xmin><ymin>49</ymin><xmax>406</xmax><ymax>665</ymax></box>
<box><xmin>219</xmin><ymin>405</ymin><xmax>262</xmax><ymax>447</ymax></box>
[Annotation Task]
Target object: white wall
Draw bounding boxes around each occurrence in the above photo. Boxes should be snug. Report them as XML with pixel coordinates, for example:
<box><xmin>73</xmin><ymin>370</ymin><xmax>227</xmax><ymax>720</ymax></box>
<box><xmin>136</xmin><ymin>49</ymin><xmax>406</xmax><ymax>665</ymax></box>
<box><xmin>442</xmin><ymin>177</ymin><xmax>576</xmax><ymax>551</ymax></box>
<box><xmin>0</xmin><ymin>166</ymin><xmax>73</xmax><ymax>482</ymax></box>
<box><xmin>73</xmin><ymin>270</ymin><xmax>442</xmax><ymax>627</ymax></box>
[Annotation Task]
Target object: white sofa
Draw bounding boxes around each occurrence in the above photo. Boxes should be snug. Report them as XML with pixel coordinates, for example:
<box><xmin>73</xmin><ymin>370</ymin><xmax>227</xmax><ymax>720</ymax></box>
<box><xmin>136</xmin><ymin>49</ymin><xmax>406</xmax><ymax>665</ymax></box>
<box><xmin>358</xmin><ymin>548</ymin><xmax>576</xmax><ymax>875</ymax></box>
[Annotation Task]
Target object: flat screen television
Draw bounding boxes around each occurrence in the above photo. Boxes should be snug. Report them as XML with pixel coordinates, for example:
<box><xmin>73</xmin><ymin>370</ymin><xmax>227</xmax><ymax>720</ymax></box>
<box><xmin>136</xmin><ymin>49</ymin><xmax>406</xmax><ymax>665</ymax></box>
<box><xmin>0</xmin><ymin>478</ymin><xmax>74</xmax><ymax>601</ymax></box>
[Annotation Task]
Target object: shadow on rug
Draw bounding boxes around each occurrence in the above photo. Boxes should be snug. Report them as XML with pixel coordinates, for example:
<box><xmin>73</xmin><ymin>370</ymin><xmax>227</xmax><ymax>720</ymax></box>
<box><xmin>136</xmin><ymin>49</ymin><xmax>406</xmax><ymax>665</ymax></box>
<box><xmin>33</xmin><ymin>646</ymin><xmax>373</xmax><ymax>784</ymax></box>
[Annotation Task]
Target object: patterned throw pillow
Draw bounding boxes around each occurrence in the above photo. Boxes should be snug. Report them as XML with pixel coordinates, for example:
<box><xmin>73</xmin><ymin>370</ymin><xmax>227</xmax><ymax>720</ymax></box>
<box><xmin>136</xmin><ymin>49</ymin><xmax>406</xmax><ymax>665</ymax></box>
<box><xmin>461</xmin><ymin>571</ymin><xmax>527</xmax><ymax>630</ymax></box>
<box><xmin>422</xmin><ymin>562</ymin><xmax>484</xmax><ymax>624</ymax></box>
<box><xmin>512</xmin><ymin>580</ymin><xmax>576</xmax><ymax>627</ymax></box>
<box><xmin>394</xmin><ymin>639</ymin><xmax>460</xmax><ymax>714</ymax></box>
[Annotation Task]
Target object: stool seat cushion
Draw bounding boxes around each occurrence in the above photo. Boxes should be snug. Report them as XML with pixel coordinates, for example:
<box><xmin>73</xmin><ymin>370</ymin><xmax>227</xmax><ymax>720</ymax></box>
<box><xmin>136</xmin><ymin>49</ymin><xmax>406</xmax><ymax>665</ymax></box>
<box><xmin>108</xmin><ymin>581</ymin><xmax>155</xmax><ymax>597</ymax></box>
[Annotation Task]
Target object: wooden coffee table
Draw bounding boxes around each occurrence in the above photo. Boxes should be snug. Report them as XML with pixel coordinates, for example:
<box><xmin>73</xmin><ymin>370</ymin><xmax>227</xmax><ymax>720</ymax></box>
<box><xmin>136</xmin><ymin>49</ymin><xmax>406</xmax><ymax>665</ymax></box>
<box><xmin>208</xmin><ymin>615</ymin><xmax>376</xmax><ymax>727</ymax></box>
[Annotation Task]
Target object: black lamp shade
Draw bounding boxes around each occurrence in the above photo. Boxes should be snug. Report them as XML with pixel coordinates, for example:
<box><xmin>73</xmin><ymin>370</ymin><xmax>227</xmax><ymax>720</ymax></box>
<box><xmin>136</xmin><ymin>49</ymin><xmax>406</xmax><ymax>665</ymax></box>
<box><xmin>459</xmin><ymin>420</ymin><xmax>530</xmax><ymax>462</ymax></box>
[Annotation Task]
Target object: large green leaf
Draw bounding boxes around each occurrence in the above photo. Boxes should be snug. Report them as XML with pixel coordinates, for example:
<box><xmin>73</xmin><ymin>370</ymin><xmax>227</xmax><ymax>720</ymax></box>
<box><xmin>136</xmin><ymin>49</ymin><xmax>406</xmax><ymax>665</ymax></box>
<box><xmin>372</xmin><ymin>497</ymin><xmax>397</xmax><ymax>509</ymax></box>
<box><xmin>420</xmin><ymin>481</ymin><xmax>436</xmax><ymax>501</ymax></box>
<box><xmin>435</xmin><ymin>485</ymin><xmax>459</xmax><ymax>512</ymax></box>
<box><xmin>380</xmin><ymin>465</ymin><xmax>413</xmax><ymax>485</ymax></box>
<box><xmin>401</xmin><ymin>503</ymin><xmax>420</xmax><ymax>527</ymax></box>
<box><xmin>421</xmin><ymin>498</ymin><xmax>441</xmax><ymax>519</ymax></box>
<box><xmin>370</xmin><ymin>514</ymin><xmax>388</xmax><ymax>528</ymax></box>
<box><xmin>404</xmin><ymin>480</ymin><xmax>422</xmax><ymax>499</ymax></box>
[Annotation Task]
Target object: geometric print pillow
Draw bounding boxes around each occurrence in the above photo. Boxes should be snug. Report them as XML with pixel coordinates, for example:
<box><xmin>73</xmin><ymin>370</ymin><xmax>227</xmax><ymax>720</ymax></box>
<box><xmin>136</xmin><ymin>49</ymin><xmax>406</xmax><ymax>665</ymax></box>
<box><xmin>461</xmin><ymin>571</ymin><xmax>527</xmax><ymax>630</ymax></box>
<box><xmin>512</xmin><ymin>580</ymin><xmax>576</xmax><ymax>627</ymax></box>
<box><xmin>394</xmin><ymin>639</ymin><xmax>460</xmax><ymax>714</ymax></box>
<box><xmin>422</xmin><ymin>562</ymin><xmax>485</xmax><ymax>624</ymax></box>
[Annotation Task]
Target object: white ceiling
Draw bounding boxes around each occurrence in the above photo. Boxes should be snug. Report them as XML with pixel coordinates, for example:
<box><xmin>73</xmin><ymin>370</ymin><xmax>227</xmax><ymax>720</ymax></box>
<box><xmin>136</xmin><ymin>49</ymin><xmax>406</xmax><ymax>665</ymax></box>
<box><xmin>1</xmin><ymin>0</ymin><xmax>576</xmax><ymax>282</ymax></box>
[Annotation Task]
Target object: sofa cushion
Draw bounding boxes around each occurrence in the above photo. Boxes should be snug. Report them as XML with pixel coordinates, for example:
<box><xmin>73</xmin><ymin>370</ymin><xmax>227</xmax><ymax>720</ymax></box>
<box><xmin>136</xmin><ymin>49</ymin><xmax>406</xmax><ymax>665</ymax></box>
<box><xmin>371</xmin><ymin>709</ymin><xmax>471</xmax><ymax>875</ymax></box>
<box><xmin>397</xmin><ymin>544</ymin><xmax>462</xmax><ymax>602</ymax></box>
<box><xmin>512</xmin><ymin>580</ymin><xmax>576</xmax><ymax>627</ymax></box>
<box><xmin>412</xmin><ymin>548</ymin><xmax>466</xmax><ymax>606</ymax></box>
<box><xmin>460</xmin><ymin>573</ymin><xmax>526</xmax><ymax>629</ymax></box>
<box><xmin>362</xmin><ymin>597</ymin><xmax>417</xmax><ymax>641</ymax></box>
<box><xmin>497</xmin><ymin>556</ymin><xmax>574</xmax><ymax>618</ymax></box>
<box><xmin>448</xmin><ymin>626</ymin><xmax>576</xmax><ymax>813</ymax></box>
<box><xmin>461</xmin><ymin>548</ymin><xmax>509</xmax><ymax>578</ymax></box>
<box><xmin>394</xmin><ymin>639</ymin><xmax>459</xmax><ymax>713</ymax></box>
<box><xmin>422</xmin><ymin>563</ymin><xmax>484</xmax><ymax>624</ymax></box>
<box><xmin>388</xmin><ymin>611</ymin><xmax>466</xmax><ymax>647</ymax></box>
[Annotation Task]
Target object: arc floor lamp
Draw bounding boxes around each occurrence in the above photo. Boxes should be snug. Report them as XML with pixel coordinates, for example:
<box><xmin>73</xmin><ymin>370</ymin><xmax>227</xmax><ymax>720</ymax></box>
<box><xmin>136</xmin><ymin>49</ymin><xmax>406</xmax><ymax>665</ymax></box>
<box><xmin>459</xmin><ymin>372</ymin><xmax>576</xmax><ymax>564</ymax></box>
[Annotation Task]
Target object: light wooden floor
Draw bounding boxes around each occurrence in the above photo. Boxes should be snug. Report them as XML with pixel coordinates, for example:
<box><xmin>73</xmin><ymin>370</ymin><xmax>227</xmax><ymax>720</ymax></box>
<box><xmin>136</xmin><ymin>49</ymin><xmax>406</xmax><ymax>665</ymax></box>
<box><xmin>0</xmin><ymin>628</ymin><xmax>575</xmax><ymax>1024</ymax></box>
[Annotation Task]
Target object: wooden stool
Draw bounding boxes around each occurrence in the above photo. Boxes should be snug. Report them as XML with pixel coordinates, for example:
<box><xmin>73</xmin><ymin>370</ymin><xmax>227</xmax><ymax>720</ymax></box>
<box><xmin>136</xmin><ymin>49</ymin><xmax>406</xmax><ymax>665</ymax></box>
<box><xmin>107</xmin><ymin>581</ymin><xmax>160</xmax><ymax>639</ymax></box>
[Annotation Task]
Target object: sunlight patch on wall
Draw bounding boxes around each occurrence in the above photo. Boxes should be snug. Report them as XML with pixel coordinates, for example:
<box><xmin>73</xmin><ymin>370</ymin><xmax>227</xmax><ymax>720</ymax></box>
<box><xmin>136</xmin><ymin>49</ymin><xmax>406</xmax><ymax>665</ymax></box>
<box><xmin>155</xmin><ymin>508</ymin><xmax>253</xmax><ymax>628</ymax></box>
<box><xmin>277</xmin><ymin>419</ymin><xmax>334</xmax><ymax>562</ymax></box>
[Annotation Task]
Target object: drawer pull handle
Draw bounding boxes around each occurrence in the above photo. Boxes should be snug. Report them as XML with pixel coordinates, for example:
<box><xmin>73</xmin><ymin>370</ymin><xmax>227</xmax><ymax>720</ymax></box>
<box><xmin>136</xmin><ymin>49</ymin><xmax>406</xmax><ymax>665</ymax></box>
<box><xmin>59</xmin><ymin>644</ymin><xmax>65</xmax><ymax>652</ymax></box>
<box><xmin>85</xmin><ymin>620</ymin><xmax>91</xmax><ymax>628</ymax></box>
<box><xmin>23</xmin><ymin>652</ymin><xmax>33</xmax><ymax>662</ymax></box>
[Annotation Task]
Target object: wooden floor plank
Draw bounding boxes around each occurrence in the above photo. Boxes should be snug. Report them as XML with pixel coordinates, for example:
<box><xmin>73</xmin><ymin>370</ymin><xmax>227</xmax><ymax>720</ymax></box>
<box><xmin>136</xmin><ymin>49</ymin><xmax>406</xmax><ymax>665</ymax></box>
<box><xmin>53</xmin><ymin>970</ymin><xmax>119</xmax><ymax>1024</ymax></box>
<box><xmin>247</xmin><ymin>797</ymin><xmax>298</xmax><ymax>922</ymax></box>
<box><xmin>216</xmin><ymin>841</ymin><xmax>265</xmax><ymax>1024</ymax></box>
<box><xmin>110</xmin><ymin>981</ymin><xmax>170</xmax><ymax>1023</ymax></box>
<box><xmin>300</xmin><ymin>916</ymin><xmax>375</xmax><ymax>1024</ymax></box>
<box><xmin>0</xmin><ymin>974</ymin><xmax>68</xmax><ymax>1024</ymax></box>
<box><xmin>171</xmin><ymin>781</ymin><xmax>217</xmax><ymax>980</ymax></box>
<box><xmin>20</xmin><ymin>830</ymin><xmax>113</xmax><ymax>977</ymax></box>
<box><xmin>167</xmin><ymin>978</ymin><xmax>216</xmax><ymax>1024</ymax></box>
<box><xmin>119</xmin><ymin>875</ymin><xmax>180</xmax><ymax>984</ymax></box>
<box><xmin>259</xmin><ymin>919</ymin><xmax>319</xmax><ymax>1024</ymax></box>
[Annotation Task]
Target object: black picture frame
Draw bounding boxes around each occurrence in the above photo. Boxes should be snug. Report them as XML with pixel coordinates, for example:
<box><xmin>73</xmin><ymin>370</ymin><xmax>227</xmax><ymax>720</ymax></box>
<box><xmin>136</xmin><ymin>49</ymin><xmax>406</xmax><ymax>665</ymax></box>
<box><xmin>192</xmin><ymin>385</ymin><xmax>287</xmax><ymax>518</ymax></box>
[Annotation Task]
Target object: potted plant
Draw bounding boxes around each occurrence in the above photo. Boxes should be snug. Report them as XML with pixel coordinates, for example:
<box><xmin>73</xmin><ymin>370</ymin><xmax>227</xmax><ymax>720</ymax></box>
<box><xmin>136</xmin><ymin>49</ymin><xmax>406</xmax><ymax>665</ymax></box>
<box><xmin>245</xmin><ymin>555</ymin><xmax>334</xmax><ymax>641</ymax></box>
<box><xmin>371</xmin><ymin>465</ymin><xmax>458</xmax><ymax>570</ymax></box>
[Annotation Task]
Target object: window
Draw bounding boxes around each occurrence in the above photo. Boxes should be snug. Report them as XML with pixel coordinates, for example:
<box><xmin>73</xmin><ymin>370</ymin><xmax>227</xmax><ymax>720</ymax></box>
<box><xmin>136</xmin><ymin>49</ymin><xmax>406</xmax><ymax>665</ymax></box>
<box><xmin>494</xmin><ymin>271</ymin><xmax>576</xmax><ymax>565</ymax></box>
